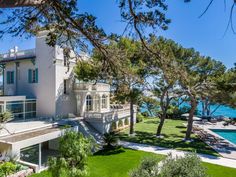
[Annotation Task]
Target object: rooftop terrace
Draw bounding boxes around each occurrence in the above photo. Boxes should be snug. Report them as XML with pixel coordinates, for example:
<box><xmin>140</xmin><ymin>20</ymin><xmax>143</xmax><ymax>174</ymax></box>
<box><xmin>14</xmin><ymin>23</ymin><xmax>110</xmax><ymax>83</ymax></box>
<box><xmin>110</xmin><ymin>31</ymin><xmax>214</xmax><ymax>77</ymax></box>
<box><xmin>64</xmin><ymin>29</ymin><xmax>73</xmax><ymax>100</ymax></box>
<box><xmin>0</xmin><ymin>48</ymin><xmax>36</xmax><ymax>63</ymax></box>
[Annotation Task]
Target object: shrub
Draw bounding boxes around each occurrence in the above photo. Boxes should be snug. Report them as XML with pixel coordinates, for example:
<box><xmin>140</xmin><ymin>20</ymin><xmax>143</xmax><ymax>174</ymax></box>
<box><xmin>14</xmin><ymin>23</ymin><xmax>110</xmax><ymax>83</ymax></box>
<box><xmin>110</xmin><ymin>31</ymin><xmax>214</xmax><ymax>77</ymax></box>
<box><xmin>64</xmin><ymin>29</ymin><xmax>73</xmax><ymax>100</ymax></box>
<box><xmin>136</xmin><ymin>113</ymin><xmax>144</xmax><ymax>123</ymax></box>
<box><xmin>141</xmin><ymin>111</ymin><xmax>149</xmax><ymax>117</ymax></box>
<box><xmin>129</xmin><ymin>153</ymin><xmax>207</xmax><ymax>177</ymax></box>
<box><xmin>0</xmin><ymin>111</ymin><xmax>13</xmax><ymax>123</ymax></box>
<box><xmin>118</xmin><ymin>120</ymin><xmax>123</xmax><ymax>127</ymax></box>
<box><xmin>0</xmin><ymin>162</ymin><xmax>17</xmax><ymax>176</ymax></box>
<box><xmin>160</xmin><ymin>153</ymin><xmax>207</xmax><ymax>177</ymax></box>
<box><xmin>125</xmin><ymin>118</ymin><xmax>129</xmax><ymax>125</ymax></box>
<box><xmin>111</xmin><ymin>122</ymin><xmax>117</xmax><ymax>131</ymax></box>
<box><xmin>129</xmin><ymin>156</ymin><xmax>159</xmax><ymax>177</ymax></box>
<box><xmin>48</xmin><ymin>131</ymin><xmax>93</xmax><ymax>177</ymax></box>
<box><xmin>103</xmin><ymin>132</ymin><xmax>119</xmax><ymax>149</ymax></box>
<box><xmin>166</xmin><ymin>105</ymin><xmax>192</xmax><ymax>120</ymax></box>
<box><xmin>0</xmin><ymin>111</ymin><xmax>13</xmax><ymax>130</ymax></box>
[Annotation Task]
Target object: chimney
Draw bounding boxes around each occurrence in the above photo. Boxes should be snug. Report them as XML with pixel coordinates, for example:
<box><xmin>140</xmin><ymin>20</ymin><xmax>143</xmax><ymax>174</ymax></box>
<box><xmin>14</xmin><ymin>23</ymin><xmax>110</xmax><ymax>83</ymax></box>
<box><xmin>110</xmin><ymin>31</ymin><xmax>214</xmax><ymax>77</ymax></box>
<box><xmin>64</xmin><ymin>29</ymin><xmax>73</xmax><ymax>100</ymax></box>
<box><xmin>14</xmin><ymin>46</ymin><xmax>18</xmax><ymax>53</ymax></box>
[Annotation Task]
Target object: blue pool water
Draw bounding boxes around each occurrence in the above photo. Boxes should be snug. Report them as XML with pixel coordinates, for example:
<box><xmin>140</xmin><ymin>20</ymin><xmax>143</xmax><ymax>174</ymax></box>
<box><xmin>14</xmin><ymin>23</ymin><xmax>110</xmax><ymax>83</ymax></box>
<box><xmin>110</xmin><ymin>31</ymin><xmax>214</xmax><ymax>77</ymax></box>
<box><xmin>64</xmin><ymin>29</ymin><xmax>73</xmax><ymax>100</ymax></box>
<box><xmin>211</xmin><ymin>129</ymin><xmax>236</xmax><ymax>145</ymax></box>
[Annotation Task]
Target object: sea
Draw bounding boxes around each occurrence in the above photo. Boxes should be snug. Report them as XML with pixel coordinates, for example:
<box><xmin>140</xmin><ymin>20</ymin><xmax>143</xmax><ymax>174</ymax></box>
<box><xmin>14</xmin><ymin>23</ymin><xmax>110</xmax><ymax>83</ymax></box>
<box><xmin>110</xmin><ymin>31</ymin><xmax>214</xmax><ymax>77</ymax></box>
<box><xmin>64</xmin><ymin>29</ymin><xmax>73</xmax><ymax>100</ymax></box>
<box><xmin>141</xmin><ymin>102</ymin><xmax>236</xmax><ymax>118</ymax></box>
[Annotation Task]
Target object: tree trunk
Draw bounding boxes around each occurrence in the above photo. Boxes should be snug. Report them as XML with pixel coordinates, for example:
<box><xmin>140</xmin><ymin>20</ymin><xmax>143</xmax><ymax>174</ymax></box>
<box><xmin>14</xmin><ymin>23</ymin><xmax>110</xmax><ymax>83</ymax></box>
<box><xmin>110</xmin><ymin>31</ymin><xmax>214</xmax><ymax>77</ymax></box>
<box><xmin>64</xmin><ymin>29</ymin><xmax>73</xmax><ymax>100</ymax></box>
<box><xmin>156</xmin><ymin>86</ymin><xmax>170</xmax><ymax>137</ymax></box>
<box><xmin>185</xmin><ymin>98</ymin><xmax>197</xmax><ymax>141</ymax></box>
<box><xmin>201</xmin><ymin>101</ymin><xmax>205</xmax><ymax>116</ymax></box>
<box><xmin>156</xmin><ymin>113</ymin><xmax>166</xmax><ymax>136</ymax></box>
<box><xmin>129</xmin><ymin>99</ymin><xmax>134</xmax><ymax>135</ymax></box>
<box><xmin>0</xmin><ymin>0</ymin><xmax>43</xmax><ymax>8</ymax></box>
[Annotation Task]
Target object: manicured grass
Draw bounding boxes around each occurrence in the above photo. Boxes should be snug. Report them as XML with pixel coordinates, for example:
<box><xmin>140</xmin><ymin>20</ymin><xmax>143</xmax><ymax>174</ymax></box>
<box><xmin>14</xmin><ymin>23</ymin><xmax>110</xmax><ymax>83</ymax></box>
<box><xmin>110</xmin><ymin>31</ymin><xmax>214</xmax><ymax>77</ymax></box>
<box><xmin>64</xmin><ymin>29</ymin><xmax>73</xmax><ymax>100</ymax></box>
<box><xmin>30</xmin><ymin>148</ymin><xmax>165</xmax><ymax>177</ymax></box>
<box><xmin>119</xmin><ymin>118</ymin><xmax>219</xmax><ymax>156</ymax></box>
<box><xmin>205</xmin><ymin>162</ymin><xmax>236</xmax><ymax>177</ymax></box>
<box><xmin>30</xmin><ymin>148</ymin><xmax>236</xmax><ymax>177</ymax></box>
<box><xmin>87</xmin><ymin>148</ymin><xmax>164</xmax><ymax>177</ymax></box>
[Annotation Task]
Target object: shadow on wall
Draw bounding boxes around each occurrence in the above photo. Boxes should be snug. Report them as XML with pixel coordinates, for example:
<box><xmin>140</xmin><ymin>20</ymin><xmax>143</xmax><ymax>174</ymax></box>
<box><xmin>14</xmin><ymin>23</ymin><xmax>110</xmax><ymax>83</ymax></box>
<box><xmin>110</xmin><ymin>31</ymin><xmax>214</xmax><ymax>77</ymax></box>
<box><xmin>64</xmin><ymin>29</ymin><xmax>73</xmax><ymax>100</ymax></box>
<box><xmin>55</xmin><ymin>71</ymin><xmax>77</xmax><ymax>118</ymax></box>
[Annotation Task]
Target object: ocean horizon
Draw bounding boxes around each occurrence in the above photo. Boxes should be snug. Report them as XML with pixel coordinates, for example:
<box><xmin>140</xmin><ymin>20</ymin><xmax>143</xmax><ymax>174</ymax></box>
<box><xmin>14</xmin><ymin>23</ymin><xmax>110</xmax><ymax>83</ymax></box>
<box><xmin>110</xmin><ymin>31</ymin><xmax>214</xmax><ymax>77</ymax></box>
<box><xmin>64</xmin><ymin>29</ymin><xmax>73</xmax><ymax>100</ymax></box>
<box><xmin>141</xmin><ymin>102</ymin><xmax>236</xmax><ymax>118</ymax></box>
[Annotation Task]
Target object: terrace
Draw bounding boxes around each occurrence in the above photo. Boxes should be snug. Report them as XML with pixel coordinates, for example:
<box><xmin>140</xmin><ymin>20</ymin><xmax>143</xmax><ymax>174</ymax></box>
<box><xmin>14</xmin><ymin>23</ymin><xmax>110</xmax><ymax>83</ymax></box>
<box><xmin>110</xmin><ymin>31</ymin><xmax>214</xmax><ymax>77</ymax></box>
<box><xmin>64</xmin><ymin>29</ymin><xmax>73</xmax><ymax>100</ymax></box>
<box><xmin>84</xmin><ymin>104</ymin><xmax>133</xmax><ymax>123</ymax></box>
<box><xmin>0</xmin><ymin>48</ymin><xmax>36</xmax><ymax>63</ymax></box>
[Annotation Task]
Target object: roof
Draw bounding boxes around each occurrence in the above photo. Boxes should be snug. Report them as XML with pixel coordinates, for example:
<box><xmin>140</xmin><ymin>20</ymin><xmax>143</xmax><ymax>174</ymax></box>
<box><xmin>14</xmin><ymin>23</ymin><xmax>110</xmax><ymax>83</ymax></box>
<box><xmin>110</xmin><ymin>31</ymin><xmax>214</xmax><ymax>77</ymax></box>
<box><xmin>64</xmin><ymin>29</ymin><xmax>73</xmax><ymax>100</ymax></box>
<box><xmin>0</xmin><ymin>127</ymin><xmax>61</xmax><ymax>143</ymax></box>
<box><xmin>0</xmin><ymin>49</ymin><xmax>36</xmax><ymax>64</ymax></box>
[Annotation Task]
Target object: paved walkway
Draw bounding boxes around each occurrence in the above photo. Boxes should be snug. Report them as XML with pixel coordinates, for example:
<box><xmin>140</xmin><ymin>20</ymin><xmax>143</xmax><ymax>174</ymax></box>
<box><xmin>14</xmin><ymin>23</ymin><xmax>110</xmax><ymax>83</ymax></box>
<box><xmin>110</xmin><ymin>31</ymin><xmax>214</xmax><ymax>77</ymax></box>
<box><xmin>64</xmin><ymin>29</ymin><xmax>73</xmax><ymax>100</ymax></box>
<box><xmin>120</xmin><ymin>141</ymin><xmax>236</xmax><ymax>169</ymax></box>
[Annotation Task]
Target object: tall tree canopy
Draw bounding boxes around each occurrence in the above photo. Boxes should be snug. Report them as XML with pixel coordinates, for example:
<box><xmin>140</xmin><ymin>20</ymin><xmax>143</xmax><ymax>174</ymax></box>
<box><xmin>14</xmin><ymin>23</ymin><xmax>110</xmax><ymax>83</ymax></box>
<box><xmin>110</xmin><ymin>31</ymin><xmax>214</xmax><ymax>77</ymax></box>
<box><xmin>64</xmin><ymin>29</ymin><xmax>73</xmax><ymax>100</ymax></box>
<box><xmin>0</xmin><ymin>0</ymin><xmax>170</xmax><ymax>72</ymax></box>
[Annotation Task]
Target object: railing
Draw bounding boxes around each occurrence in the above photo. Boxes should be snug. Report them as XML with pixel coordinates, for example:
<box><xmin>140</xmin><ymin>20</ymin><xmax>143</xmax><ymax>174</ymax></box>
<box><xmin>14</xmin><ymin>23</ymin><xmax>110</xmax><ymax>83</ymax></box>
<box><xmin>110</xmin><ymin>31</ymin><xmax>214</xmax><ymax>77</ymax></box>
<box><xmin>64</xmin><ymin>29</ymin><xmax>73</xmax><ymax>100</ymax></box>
<box><xmin>84</xmin><ymin>105</ymin><xmax>136</xmax><ymax>123</ymax></box>
<box><xmin>74</xmin><ymin>82</ymin><xmax>110</xmax><ymax>92</ymax></box>
<box><xmin>0</xmin><ymin>49</ymin><xmax>36</xmax><ymax>61</ymax></box>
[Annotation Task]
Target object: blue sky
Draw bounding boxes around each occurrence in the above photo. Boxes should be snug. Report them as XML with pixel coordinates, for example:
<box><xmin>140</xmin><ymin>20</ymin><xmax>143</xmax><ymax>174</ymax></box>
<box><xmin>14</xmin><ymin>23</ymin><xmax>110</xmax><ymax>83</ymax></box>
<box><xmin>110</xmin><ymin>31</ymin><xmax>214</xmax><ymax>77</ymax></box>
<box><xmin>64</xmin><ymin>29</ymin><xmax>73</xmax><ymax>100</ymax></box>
<box><xmin>0</xmin><ymin>0</ymin><xmax>235</xmax><ymax>68</ymax></box>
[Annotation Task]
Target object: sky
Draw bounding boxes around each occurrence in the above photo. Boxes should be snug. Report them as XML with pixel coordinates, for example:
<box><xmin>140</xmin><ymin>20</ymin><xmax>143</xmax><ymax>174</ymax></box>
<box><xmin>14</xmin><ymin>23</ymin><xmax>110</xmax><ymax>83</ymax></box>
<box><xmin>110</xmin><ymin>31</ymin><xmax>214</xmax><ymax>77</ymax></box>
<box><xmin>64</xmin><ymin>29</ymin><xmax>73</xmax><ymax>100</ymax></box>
<box><xmin>0</xmin><ymin>0</ymin><xmax>235</xmax><ymax>68</ymax></box>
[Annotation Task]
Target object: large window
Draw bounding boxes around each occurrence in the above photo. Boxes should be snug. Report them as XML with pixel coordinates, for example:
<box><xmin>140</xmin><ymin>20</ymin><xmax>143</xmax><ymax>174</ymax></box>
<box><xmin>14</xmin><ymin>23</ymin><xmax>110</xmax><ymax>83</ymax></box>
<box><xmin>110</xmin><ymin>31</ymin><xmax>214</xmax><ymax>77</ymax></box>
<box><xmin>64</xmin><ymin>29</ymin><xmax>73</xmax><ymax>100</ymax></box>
<box><xmin>20</xmin><ymin>144</ymin><xmax>39</xmax><ymax>165</ymax></box>
<box><xmin>28</xmin><ymin>68</ymin><xmax>38</xmax><ymax>83</ymax></box>
<box><xmin>25</xmin><ymin>99</ymin><xmax>37</xmax><ymax>120</ymax></box>
<box><xmin>5</xmin><ymin>99</ymin><xmax>36</xmax><ymax>121</ymax></box>
<box><xmin>6</xmin><ymin>101</ymin><xmax>24</xmax><ymax>120</ymax></box>
<box><xmin>6</xmin><ymin>71</ymin><xmax>14</xmax><ymax>84</ymax></box>
<box><xmin>102</xmin><ymin>94</ymin><xmax>107</xmax><ymax>109</ymax></box>
<box><xmin>86</xmin><ymin>95</ymin><xmax>93</xmax><ymax>111</ymax></box>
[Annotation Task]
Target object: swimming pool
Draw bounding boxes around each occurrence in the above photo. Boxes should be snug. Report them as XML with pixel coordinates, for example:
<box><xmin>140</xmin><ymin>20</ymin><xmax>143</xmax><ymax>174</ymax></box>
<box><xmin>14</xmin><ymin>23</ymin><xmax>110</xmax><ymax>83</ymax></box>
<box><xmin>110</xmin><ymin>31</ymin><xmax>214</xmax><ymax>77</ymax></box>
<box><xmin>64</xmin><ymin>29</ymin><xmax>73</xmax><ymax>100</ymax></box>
<box><xmin>211</xmin><ymin>129</ymin><xmax>236</xmax><ymax>145</ymax></box>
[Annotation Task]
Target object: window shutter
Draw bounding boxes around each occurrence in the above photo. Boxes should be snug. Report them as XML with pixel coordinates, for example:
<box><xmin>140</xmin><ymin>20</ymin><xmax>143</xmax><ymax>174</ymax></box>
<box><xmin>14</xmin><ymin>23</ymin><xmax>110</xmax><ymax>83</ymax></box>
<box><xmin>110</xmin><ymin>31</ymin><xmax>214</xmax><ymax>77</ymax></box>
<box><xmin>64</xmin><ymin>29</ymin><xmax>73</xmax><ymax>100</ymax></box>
<box><xmin>7</xmin><ymin>71</ymin><xmax>10</xmax><ymax>84</ymax></box>
<box><xmin>35</xmin><ymin>68</ymin><xmax>38</xmax><ymax>83</ymax></box>
<box><xmin>28</xmin><ymin>69</ymin><xmax>32</xmax><ymax>83</ymax></box>
<box><xmin>12</xmin><ymin>71</ymin><xmax>14</xmax><ymax>84</ymax></box>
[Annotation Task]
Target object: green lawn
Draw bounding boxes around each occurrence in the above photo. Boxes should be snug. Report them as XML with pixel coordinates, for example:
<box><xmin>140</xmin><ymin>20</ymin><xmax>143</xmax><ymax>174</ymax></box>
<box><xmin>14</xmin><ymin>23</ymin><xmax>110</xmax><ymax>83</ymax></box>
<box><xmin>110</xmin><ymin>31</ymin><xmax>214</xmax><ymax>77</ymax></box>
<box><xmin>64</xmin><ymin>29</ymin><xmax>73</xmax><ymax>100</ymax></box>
<box><xmin>30</xmin><ymin>148</ymin><xmax>236</xmax><ymax>177</ymax></box>
<box><xmin>30</xmin><ymin>148</ymin><xmax>164</xmax><ymax>177</ymax></box>
<box><xmin>119</xmin><ymin>118</ymin><xmax>218</xmax><ymax>156</ymax></box>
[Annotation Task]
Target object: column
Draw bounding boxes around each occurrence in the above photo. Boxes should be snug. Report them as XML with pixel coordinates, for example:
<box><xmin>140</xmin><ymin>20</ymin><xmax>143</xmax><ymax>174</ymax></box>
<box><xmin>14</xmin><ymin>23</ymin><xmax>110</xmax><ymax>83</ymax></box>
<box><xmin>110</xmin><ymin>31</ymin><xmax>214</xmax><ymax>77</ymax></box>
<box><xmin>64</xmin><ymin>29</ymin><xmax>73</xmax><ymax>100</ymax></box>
<box><xmin>23</xmin><ymin>100</ymin><xmax>26</xmax><ymax>120</ymax></box>
<box><xmin>99</xmin><ymin>94</ymin><xmax>102</xmax><ymax>112</ymax></box>
<box><xmin>39</xmin><ymin>143</ymin><xmax>42</xmax><ymax>169</ymax></box>
<box><xmin>3</xmin><ymin>101</ymin><xmax>6</xmax><ymax>112</ymax></box>
<box><xmin>92</xmin><ymin>94</ymin><xmax>95</xmax><ymax>111</ymax></box>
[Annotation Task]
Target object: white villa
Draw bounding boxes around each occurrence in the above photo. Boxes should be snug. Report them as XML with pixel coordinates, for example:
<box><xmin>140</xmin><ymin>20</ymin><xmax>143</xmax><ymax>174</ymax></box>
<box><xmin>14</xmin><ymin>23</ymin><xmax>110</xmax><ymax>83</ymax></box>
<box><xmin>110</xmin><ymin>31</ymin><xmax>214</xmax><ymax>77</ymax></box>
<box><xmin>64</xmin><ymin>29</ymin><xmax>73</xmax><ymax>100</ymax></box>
<box><xmin>0</xmin><ymin>31</ymin><xmax>136</xmax><ymax>171</ymax></box>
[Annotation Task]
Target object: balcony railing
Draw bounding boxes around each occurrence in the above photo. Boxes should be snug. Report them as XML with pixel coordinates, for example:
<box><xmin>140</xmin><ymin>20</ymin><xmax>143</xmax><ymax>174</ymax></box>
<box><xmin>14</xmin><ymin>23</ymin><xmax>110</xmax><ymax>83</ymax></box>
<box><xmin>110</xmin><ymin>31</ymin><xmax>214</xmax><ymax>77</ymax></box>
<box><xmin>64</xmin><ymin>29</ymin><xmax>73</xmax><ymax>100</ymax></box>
<box><xmin>0</xmin><ymin>49</ymin><xmax>36</xmax><ymax>61</ymax></box>
<box><xmin>84</xmin><ymin>105</ymin><xmax>136</xmax><ymax>123</ymax></box>
<box><xmin>74</xmin><ymin>82</ymin><xmax>110</xmax><ymax>92</ymax></box>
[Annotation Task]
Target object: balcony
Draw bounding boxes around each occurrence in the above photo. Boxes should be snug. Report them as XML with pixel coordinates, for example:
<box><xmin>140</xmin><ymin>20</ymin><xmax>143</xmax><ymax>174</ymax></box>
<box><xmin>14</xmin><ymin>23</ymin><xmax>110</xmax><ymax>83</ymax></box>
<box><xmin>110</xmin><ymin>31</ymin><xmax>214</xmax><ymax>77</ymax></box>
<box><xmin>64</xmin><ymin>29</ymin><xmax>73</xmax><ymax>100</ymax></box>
<box><xmin>74</xmin><ymin>82</ymin><xmax>110</xmax><ymax>92</ymax></box>
<box><xmin>84</xmin><ymin>104</ymin><xmax>136</xmax><ymax>123</ymax></box>
<box><xmin>0</xmin><ymin>49</ymin><xmax>36</xmax><ymax>62</ymax></box>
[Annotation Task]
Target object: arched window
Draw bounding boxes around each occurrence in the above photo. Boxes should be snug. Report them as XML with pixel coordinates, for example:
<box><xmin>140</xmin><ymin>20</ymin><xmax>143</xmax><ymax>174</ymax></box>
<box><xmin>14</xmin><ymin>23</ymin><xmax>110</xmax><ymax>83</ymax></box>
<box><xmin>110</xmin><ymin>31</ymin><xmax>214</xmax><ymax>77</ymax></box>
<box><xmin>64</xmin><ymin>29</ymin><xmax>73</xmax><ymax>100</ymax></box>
<box><xmin>86</xmin><ymin>95</ymin><xmax>93</xmax><ymax>111</ymax></box>
<box><xmin>102</xmin><ymin>94</ymin><xmax>107</xmax><ymax>109</ymax></box>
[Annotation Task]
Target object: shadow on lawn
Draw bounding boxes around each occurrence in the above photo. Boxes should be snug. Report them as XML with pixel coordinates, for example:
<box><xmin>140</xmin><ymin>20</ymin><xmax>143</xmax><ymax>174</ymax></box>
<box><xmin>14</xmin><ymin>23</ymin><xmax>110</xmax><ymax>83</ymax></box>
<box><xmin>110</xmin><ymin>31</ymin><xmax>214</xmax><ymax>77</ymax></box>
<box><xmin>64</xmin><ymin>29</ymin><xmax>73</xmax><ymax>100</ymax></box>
<box><xmin>175</xmin><ymin>125</ymin><xmax>186</xmax><ymax>129</ymax></box>
<box><xmin>119</xmin><ymin>131</ymin><xmax>218</xmax><ymax>156</ymax></box>
<box><xmin>94</xmin><ymin>146</ymin><xmax>125</xmax><ymax>156</ymax></box>
<box><xmin>144</xmin><ymin>120</ymin><xmax>160</xmax><ymax>124</ymax></box>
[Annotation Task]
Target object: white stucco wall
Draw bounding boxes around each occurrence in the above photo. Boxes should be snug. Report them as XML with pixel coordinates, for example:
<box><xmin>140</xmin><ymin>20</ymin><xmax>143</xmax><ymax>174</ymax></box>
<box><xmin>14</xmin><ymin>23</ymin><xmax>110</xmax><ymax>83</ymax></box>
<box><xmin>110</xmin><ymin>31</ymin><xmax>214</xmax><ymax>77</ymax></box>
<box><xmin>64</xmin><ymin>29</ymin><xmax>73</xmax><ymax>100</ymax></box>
<box><xmin>54</xmin><ymin>61</ymin><xmax>77</xmax><ymax>117</ymax></box>
<box><xmin>16</xmin><ymin>60</ymin><xmax>38</xmax><ymax>98</ymax></box>
<box><xmin>4</xmin><ymin>62</ymin><xmax>16</xmax><ymax>96</ymax></box>
<box><xmin>35</xmin><ymin>32</ymin><xmax>56</xmax><ymax>117</ymax></box>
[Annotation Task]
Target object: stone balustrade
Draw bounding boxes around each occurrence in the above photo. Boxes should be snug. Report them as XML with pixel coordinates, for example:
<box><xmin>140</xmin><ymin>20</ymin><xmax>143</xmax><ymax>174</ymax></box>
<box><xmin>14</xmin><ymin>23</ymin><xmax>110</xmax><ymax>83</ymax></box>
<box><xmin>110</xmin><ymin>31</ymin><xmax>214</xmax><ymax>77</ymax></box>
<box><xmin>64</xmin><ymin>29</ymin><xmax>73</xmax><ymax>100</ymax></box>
<box><xmin>84</xmin><ymin>105</ymin><xmax>136</xmax><ymax>123</ymax></box>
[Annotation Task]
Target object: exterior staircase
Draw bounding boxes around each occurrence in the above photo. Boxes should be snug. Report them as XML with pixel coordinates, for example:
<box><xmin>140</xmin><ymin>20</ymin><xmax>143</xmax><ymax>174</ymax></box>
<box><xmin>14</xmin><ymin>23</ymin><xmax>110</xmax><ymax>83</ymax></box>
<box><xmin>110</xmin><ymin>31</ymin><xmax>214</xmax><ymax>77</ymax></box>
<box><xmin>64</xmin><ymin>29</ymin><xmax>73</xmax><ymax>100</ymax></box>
<box><xmin>77</xmin><ymin>119</ymin><xmax>103</xmax><ymax>145</ymax></box>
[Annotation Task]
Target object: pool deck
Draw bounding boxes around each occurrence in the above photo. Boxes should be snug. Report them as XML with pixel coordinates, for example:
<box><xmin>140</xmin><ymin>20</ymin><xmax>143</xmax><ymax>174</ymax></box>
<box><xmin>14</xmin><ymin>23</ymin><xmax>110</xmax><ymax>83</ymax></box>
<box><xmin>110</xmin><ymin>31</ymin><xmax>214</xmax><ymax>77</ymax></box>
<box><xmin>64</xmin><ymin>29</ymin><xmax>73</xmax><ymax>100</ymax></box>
<box><xmin>194</xmin><ymin>121</ymin><xmax>236</xmax><ymax>160</ymax></box>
